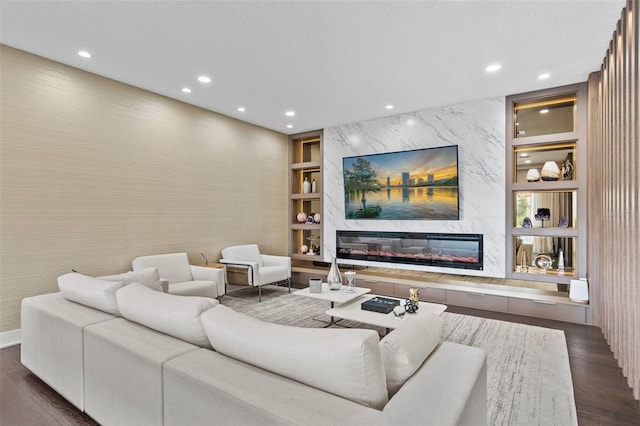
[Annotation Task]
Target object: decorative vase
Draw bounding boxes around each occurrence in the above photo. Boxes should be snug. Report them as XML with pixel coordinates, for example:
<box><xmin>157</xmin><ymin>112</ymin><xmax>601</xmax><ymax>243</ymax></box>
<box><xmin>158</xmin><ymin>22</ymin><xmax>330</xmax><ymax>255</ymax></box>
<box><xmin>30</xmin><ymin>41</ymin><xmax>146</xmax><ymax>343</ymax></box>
<box><xmin>296</xmin><ymin>212</ymin><xmax>308</xmax><ymax>223</ymax></box>
<box><xmin>327</xmin><ymin>257</ymin><xmax>342</xmax><ymax>290</ymax></box>
<box><xmin>558</xmin><ymin>248</ymin><xmax>565</xmax><ymax>274</ymax></box>
<box><xmin>300</xmin><ymin>244</ymin><xmax>308</xmax><ymax>254</ymax></box>
<box><xmin>526</xmin><ymin>169</ymin><xmax>540</xmax><ymax>182</ymax></box>
<box><xmin>541</xmin><ymin>161</ymin><xmax>560</xmax><ymax>181</ymax></box>
<box><xmin>313</xmin><ymin>213</ymin><xmax>321</xmax><ymax>223</ymax></box>
<box><xmin>303</xmin><ymin>177</ymin><xmax>311</xmax><ymax>194</ymax></box>
<box><xmin>311</xmin><ymin>179</ymin><xmax>317</xmax><ymax>193</ymax></box>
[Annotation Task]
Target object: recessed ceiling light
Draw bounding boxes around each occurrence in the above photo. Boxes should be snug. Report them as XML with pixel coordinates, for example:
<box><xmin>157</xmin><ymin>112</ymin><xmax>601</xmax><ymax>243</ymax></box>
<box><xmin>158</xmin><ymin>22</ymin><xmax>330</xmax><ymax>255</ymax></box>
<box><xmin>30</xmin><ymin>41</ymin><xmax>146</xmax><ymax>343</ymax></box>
<box><xmin>385</xmin><ymin>105</ymin><xmax>394</xmax><ymax>110</ymax></box>
<box><xmin>539</xmin><ymin>109</ymin><xmax>549</xmax><ymax>114</ymax></box>
<box><xmin>237</xmin><ymin>107</ymin><xmax>246</xmax><ymax>112</ymax></box>
<box><xmin>198</xmin><ymin>76</ymin><xmax>211</xmax><ymax>83</ymax></box>
<box><xmin>285</xmin><ymin>111</ymin><xmax>295</xmax><ymax>117</ymax></box>
<box><xmin>519</xmin><ymin>153</ymin><xmax>529</xmax><ymax>158</ymax></box>
<box><xmin>182</xmin><ymin>87</ymin><xmax>192</xmax><ymax>93</ymax></box>
<box><xmin>524</xmin><ymin>159</ymin><xmax>532</xmax><ymax>164</ymax></box>
<box><xmin>286</xmin><ymin>124</ymin><xmax>293</xmax><ymax>128</ymax></box>
<box><xmin>485</xmin><ymin>64</ymin><xmax>501</xmax><ymax>72</ymax></box>
<box><xmin>78</xmin><ymin>51</ymin><xmax>92</xmax><ymax>58</ymax></box>
<box><xmin>538</xmin><ymin>73</ymin><xmax>550</xmax><ymax>80</ymax></box>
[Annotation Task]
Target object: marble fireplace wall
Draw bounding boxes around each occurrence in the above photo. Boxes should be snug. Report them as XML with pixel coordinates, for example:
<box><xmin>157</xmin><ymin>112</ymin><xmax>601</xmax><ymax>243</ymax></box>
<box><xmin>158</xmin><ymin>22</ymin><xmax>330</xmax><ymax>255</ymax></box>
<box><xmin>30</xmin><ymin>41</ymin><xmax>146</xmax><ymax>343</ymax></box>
<box><xmin>323</xmin><ymin>97</ymin><xmax>506</xmax><ymax>278</ymax></box>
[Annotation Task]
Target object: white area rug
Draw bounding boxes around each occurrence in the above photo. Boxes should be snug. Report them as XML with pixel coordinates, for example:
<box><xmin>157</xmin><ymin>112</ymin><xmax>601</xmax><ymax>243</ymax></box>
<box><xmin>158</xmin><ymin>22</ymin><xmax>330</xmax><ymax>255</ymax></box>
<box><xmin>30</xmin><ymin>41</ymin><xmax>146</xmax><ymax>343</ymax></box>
<box><xmin>222</xmin><ymin>286</ymin><xmax>578</xmax><ymax>426</ymax></box>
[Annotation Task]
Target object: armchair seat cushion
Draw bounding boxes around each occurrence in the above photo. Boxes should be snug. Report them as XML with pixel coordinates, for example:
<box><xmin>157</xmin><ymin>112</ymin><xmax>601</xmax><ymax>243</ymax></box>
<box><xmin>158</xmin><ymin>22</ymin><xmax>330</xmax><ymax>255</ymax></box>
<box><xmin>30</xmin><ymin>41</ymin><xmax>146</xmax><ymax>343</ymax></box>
<box><xmin>257</xmin><ymin>266</ymin><xmax>288</xmax><ymax>287</ymax></box>
<box><xmin>171</xmin><ymin>280</ymin><xmax>219</xmax><ymax>299</ymax></box>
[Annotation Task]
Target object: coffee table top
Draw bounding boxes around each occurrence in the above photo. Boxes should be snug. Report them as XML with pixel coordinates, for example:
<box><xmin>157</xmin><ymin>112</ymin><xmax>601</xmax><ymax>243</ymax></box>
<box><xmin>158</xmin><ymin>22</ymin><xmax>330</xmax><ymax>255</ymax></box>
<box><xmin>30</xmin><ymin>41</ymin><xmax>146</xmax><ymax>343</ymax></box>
<box><xmin>293</xmin><ymin>284</ymin><xmax>370</xmax><ymax>304</ymax></box>
<box><xmin>325</xmin><ymin>294</ymin><xmax>447</xmax><ymax>330</ymax></box>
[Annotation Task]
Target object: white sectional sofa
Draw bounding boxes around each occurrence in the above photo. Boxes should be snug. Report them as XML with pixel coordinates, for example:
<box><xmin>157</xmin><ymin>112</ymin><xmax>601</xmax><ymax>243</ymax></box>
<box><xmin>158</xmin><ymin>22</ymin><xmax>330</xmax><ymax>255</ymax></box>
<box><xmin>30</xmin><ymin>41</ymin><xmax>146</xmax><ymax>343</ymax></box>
<box><xmin>21</xmin><ymin>272</ymin><xmax>487</xmax><ymax>426</ymax></box>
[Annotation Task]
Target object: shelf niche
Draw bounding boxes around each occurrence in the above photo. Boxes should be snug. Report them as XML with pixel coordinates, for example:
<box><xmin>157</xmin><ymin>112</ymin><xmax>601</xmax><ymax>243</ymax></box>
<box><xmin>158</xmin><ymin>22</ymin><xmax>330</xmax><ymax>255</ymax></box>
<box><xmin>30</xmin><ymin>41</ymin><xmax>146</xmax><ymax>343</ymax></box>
<box><xmin>506</xmin><ymin>83</ymin><xmax>587</xmax><ymax>286</ymax></box>
<box><xmin>289</xmin><ymin>130</ymin><xmax>324</xmax><ymax>261</ymax></box>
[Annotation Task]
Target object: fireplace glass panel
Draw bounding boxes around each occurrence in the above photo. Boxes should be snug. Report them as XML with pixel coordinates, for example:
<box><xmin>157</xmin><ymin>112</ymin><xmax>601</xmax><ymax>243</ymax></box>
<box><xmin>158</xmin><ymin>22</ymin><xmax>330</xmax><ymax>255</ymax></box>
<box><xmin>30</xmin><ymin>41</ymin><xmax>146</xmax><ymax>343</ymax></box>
<box><xmin>337</xmin><ymin>231</ymin><xmax>482</xmax><ymax>270</ymax></box>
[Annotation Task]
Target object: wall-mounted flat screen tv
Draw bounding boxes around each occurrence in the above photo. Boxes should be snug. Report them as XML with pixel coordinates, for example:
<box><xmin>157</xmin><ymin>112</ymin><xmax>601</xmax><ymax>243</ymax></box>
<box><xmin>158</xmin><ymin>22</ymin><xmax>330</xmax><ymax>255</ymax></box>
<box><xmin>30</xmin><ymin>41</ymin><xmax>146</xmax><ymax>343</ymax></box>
<box><xmin>343</xmin><ymin>145</ymin><xmax>459</xmax><ymax>220</ymax></box>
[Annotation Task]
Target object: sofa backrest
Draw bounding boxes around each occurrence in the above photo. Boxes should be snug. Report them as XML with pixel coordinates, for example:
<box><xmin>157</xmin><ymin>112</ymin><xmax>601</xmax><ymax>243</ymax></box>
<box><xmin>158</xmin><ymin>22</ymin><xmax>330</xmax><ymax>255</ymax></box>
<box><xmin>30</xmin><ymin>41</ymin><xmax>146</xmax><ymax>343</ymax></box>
<box><xmin>116</xmin><ymin>283</ymin><xmax>218</xmax><ymax>347</ymax></box>
<box><xmin>201</xmin><ymin>305</ymin><xmax>388</xmax><ymax>409</ymax></box>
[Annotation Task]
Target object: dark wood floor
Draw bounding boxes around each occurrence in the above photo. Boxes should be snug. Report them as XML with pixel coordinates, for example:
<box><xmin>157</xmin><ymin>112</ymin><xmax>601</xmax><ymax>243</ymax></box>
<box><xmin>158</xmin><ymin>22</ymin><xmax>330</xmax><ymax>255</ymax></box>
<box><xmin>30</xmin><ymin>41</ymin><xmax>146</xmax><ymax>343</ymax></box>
<box><xmin>1</xmin><ymin>305</ymin><xmax>639</xmax><ymax>425</ymax></box>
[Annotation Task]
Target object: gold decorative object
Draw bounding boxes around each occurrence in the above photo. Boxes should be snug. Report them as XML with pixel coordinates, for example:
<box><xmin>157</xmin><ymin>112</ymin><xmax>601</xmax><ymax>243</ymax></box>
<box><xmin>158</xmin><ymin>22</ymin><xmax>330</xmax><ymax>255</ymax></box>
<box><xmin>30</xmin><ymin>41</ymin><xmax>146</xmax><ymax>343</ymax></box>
<box><xmin>409</xmin><ymin>288</ymin><xmax>419</xmax><ymax>303</ymax></box>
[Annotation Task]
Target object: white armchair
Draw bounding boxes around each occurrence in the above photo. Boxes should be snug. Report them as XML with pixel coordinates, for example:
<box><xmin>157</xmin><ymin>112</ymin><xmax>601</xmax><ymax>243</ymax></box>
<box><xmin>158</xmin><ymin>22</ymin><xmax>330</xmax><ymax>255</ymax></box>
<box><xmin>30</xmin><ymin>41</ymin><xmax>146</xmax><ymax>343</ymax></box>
<box><xmin>220</xmin><ymin>244</ymin><xmax>291</xmax><ymax>301</ymax></box>
<box><xmin>132</xmin><ymin>253</ymin><xmax>224</xmax><ymax>299</ymax></box>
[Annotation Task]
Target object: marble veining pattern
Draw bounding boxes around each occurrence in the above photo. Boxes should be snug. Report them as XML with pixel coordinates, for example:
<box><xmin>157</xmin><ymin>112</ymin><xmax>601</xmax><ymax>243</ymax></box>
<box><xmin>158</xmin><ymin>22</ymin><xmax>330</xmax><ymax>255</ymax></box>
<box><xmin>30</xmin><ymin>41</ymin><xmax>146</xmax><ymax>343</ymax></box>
<box><xmin>323</xmin><ymin>97</ymin><xmax>506</xmax><ymax>277</ymax></box>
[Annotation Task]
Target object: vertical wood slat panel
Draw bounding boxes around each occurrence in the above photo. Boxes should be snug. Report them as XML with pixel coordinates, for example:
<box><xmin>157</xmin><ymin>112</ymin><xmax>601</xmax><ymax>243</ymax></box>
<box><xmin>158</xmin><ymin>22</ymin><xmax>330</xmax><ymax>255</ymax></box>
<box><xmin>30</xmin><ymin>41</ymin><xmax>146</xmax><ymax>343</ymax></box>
<box><xmin>588</xmin><ymin>0</ymin><xmax>639</xmax><ymax>401</ymax></box>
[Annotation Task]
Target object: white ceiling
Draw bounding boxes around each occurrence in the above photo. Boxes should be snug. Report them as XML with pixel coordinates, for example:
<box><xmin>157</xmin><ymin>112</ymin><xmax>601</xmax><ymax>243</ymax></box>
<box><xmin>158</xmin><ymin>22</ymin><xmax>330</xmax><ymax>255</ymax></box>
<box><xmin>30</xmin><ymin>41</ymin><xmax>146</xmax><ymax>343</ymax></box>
<box><xmin>0</xmin><ymin>0</ymin><xmax>625</xmax><ymax>135</ymax></box>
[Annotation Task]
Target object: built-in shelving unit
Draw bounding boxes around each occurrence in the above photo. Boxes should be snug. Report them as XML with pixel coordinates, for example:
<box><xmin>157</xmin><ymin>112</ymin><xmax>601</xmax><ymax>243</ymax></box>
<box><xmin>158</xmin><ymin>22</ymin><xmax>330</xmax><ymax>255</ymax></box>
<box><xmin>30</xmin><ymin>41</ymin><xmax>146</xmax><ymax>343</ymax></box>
<box><xmin>288</xmin><ymin>130</ymin><xmax>323</xmax><ymax>261</ymax></box>
<box><xmin>506</xmin><ymin>83</ymin><xmax>587</xmax><ymax>286</ymax></box>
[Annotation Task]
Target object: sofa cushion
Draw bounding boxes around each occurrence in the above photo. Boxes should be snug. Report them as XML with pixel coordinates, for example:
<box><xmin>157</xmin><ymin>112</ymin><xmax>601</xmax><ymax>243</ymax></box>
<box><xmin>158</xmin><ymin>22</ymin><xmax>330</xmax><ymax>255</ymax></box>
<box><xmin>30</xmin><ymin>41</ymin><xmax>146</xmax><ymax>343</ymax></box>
<box><xmin>58</xmin><ymin>273</ymin><xmax>124</xmax><ymax>316</ymax></box>
<box><xmin>201</xmin><ymin>305</ymin><xmax>388</xmax><ymax>409</ymax></box>
<box><xmin>379</xmin><ymin>311</ymin><xmax>444</xmax><ymax>396</ymax></box>
<box><xmin>98</xmin><ymin>267</ymin><xmax>162</xmax><ymax>291</ymax></box>
<box><xmin>116</xmin><ymin>283</ymin><xmax>218</xmax><ymax>347</ymax></box>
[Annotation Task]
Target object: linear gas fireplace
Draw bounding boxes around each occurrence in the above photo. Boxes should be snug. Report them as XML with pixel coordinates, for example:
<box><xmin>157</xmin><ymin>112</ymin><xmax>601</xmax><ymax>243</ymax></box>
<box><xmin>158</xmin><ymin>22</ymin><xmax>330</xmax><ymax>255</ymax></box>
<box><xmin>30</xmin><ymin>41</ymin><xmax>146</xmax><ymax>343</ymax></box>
<box><xmin>336</xmin><ymin>231</ymin><xmax>483</xmax><ymax>270</ymax></box>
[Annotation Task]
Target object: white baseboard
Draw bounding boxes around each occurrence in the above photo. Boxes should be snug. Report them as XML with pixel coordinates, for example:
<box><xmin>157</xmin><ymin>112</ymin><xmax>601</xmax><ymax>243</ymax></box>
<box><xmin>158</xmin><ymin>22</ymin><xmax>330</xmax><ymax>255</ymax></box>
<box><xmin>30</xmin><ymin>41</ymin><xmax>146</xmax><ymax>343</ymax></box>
<box><xmin>0</xmin><ymin>329</ymin><xmax>21</xmax><ymax>348</ymax></box>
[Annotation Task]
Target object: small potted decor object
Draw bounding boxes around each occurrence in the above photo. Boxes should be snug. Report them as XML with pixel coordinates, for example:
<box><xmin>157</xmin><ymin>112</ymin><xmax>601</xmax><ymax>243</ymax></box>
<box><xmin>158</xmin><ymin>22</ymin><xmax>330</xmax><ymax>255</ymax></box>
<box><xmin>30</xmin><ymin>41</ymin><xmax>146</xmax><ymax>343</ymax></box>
<box><xmin>296</xmin><ymin>212</ymin><xmax>308</xmax><ymax>223</ymax></box>
<box><xmin>306</xmin><ymin>214</ymin><xmax>315</xmax><ymax>224</ymax></box>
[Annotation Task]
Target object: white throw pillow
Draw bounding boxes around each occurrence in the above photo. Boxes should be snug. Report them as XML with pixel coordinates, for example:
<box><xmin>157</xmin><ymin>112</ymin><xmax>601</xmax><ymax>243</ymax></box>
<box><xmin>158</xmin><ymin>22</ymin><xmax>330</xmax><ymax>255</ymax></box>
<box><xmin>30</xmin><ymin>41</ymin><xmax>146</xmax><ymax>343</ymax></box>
<box><xmin>201</xmin><ymin>305</ymin><xmax>388</xmax><ymax>409</ymax></box>
<box><xmin>57</xmin><ymin>272</ymin><xmax>124</xmax><ymax>315</ymax></box>
<box><xmin>380</xmin><ymin>311</ymin><xmax>444</xmax><ymax>396</ymax></box>
<box><xmin>98</xmin><ymin>267</ymin><xmax>162</xmax><ymax>291</ymax></box>
<box><xmin>116</xmin><ymin>283</ymin><xmax>218</xmax><ymax>347</ymax></box>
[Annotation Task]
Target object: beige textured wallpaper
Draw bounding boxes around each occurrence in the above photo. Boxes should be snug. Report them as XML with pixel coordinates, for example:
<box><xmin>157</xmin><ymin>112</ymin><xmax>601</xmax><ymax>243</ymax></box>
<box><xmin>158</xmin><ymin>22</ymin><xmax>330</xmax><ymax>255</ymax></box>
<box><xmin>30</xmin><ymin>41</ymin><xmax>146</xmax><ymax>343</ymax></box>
<box><xmin>0</xmin><ymin>45</ymin><xmax>289</xmax><ymax>332</ymax></box>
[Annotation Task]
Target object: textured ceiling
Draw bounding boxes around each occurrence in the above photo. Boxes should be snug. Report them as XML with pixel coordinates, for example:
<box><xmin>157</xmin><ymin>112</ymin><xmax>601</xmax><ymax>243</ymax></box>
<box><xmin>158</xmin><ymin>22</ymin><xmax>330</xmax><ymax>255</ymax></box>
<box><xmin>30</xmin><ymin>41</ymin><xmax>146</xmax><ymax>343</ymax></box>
<box><xmin>0</xmin><ymin>1</ymin><xmax>625</xmax><ymax>134</ymax></box>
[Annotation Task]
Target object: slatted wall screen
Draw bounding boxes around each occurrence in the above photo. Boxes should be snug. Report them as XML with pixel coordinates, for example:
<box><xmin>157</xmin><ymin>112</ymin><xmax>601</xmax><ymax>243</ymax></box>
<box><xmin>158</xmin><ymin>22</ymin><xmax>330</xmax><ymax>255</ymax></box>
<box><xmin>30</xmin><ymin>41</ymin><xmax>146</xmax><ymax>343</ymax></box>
<box><xmin>587</xmin><ymin>0</ymin><xmax>639</xmax><ymax>401</ymax></box>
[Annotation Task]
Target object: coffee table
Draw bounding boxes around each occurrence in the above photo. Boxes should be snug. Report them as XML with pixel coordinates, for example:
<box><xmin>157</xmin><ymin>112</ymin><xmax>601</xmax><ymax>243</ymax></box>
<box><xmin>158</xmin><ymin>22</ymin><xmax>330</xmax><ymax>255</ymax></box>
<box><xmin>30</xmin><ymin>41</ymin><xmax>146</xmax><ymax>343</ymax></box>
<box><xmin>293</xmin><ymin>284</ymin><xmax>371</xmax><ymax>325</ymax></box>
<box><xmin>325</xmin><ymin>294</ymin><xmax>447</xmax><ymax>334</ymax></box>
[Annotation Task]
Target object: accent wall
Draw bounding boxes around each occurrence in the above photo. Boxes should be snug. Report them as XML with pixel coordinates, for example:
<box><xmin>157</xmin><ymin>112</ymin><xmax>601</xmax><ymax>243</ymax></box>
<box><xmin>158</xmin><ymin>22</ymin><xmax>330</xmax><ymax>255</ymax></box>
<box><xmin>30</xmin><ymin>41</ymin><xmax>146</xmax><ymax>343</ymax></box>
<box><xmin>323</xmin><ymin>97</ymin><xmax>506</xmax><ymax>278</ymax></box>
<box><xmin>0</xmin><ymin>46</ymin><xmax>289</xmax><ymax>333</ymax></box>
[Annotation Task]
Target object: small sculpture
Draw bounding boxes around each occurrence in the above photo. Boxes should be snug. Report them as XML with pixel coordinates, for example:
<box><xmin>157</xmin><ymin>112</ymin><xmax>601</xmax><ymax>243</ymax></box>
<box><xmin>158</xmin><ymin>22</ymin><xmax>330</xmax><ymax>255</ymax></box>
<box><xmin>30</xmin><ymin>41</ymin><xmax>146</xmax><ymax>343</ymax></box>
<box><xmin>409</xmin><ymin>288</ymin><xmax>419</xmax><ymax>303</ymax></box>
<box><xmin>405</xmin><ymin>299</ymin><xmax>419</xmax><ymax>314</ymax></box>
<box><xmin>535</xmin><ymin>208</ymin><xmax>550</xmax><ymax>227</ymax></box>
<box><xmin>558</xmin><ymin>216</ymin><xmax>569</xmax><ymax>228</ymax></box>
